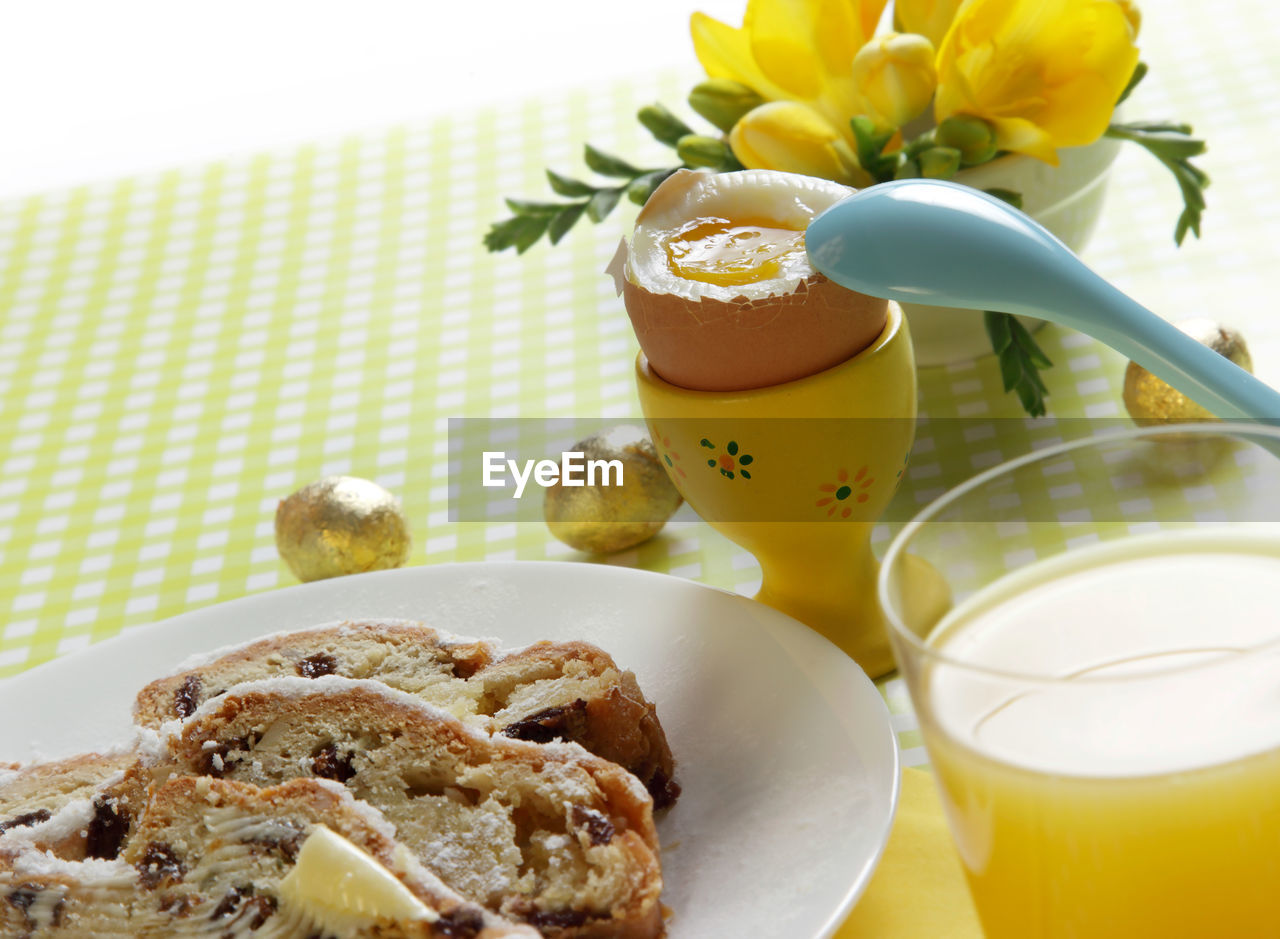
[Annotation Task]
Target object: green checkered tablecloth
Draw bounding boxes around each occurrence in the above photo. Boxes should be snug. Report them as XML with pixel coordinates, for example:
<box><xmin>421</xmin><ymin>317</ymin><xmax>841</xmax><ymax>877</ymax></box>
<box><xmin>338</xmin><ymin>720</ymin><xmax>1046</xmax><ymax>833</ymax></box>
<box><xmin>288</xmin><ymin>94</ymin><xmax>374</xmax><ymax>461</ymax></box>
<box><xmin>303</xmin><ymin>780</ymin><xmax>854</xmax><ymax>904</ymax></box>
<box><xmin>4</xmin><ymin>0</ymin><xmax>1280</xmax><ymax>767</ymax></box>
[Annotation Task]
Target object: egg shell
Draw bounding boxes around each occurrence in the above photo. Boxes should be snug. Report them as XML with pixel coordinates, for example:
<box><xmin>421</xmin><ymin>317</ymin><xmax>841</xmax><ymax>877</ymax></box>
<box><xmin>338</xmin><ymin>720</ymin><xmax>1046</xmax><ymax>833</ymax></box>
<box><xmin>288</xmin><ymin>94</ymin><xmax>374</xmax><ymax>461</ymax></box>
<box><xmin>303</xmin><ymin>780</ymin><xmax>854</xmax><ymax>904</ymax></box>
<box><xmin>622</xmin><ymin>271</ymin><xmax>887</xmax><ymax>392</ymax></box>
<box><xmin>620</xmin><ymin>168</ymin><xmax>888</xmax><ymax>392</ymax></box>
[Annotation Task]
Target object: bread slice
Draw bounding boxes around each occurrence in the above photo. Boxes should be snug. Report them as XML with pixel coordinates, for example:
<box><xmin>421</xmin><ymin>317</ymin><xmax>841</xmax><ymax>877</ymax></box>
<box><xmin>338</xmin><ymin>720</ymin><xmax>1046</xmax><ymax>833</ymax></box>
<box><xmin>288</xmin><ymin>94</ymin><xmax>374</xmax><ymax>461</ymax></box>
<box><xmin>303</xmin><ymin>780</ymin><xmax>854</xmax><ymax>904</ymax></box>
<box><xmin>161</xmin><ymin>676</ymin><xmax>665</xmax><ymax>938</ymax></box>
<box><xmin>0</xmin><ymin>751</ymin><xmax>144</xmax><ymax>862</ymax></box>
<box><xmin>0</xmin><ymin>775</ymin><xmax>536</xmax><ymax>937</ymax></box>
<box><xmin>133</xmin><ymin>621</ymin><xmax>679</xmax><ymax>809</ymax></box>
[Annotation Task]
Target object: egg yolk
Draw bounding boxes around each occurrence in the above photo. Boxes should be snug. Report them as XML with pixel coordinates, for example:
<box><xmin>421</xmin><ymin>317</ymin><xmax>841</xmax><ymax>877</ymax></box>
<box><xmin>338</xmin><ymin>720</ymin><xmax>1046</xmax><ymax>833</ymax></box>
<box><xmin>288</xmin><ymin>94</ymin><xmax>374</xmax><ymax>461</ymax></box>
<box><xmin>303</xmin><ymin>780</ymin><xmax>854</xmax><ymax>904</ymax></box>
<box><xmin>665</xmin><ymin>216</ymin><xmax>806</xmax><ymax>286</ymax></box>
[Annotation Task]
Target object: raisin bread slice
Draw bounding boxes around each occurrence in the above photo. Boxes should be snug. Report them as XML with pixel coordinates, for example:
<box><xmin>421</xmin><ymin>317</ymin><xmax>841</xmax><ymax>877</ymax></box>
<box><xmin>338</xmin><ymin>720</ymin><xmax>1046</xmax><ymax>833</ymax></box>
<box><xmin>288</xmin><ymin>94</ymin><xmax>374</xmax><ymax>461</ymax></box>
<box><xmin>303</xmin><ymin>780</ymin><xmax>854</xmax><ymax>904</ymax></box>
<box><xmin>0</xmin><ymin>751</ymin><xmax>144</xmax><ymax>862</ymax></box>
<box><xmin>133</xmin><ymin>621</ymin><xmax>679</xmax><ymax>808</ymax></box>
<box><xmin>0</xmin><ymin>775</ymin><xmax>535</xmax><ymax>938</ymax></box>
<box><xmin>161</xmin><ymin>676</ymin><xmax>665</xmax><ymax>938</ymax></box>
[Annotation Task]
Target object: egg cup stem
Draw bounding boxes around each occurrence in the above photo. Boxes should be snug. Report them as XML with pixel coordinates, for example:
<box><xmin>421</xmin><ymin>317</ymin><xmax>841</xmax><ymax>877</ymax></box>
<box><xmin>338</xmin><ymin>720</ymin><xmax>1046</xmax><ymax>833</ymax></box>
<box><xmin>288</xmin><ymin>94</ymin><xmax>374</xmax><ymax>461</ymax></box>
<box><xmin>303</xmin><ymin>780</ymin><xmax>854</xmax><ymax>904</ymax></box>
<box><xmin>754</xmin><ymin>525</ymin><xmax>895</xmax><ymax>675</ymax></box>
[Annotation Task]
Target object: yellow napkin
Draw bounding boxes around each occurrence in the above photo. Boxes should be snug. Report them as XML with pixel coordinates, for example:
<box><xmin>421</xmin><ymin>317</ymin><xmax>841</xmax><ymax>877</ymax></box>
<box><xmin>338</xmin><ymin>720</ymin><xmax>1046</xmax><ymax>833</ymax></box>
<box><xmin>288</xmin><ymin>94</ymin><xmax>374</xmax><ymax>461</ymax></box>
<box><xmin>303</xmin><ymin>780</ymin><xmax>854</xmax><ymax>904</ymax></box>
<box><xmin>835</xmin><ymin>767</ymin><xmax>983</xmax><ymax>938</ymax></box>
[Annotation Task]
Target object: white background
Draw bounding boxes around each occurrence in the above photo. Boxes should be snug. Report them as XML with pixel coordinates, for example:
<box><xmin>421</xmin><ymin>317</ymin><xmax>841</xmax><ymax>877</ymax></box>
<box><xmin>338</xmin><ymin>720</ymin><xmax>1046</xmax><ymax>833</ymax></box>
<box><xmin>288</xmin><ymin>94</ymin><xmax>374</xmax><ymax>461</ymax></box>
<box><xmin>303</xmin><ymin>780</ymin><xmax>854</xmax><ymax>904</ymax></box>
<box><xmin>3</xmin><ymin>0</ymin><xmax>1280</xmax><ymax>384</ymax></box>
<box><xmin>0</xmin><ymin>0</ymin><xmax>745</xmax><ymax>200</ymax></box>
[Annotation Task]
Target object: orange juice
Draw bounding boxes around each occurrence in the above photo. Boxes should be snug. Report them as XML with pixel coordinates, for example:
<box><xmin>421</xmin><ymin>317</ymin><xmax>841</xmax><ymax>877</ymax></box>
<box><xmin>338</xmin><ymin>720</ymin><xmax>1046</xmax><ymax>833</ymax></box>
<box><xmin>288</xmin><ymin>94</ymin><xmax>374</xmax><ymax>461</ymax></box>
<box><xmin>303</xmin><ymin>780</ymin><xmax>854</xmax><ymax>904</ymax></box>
<box><xmin>923</xmin><ymin>531</ymin><xmax>1280</xmax><ymax>938</ymax></box>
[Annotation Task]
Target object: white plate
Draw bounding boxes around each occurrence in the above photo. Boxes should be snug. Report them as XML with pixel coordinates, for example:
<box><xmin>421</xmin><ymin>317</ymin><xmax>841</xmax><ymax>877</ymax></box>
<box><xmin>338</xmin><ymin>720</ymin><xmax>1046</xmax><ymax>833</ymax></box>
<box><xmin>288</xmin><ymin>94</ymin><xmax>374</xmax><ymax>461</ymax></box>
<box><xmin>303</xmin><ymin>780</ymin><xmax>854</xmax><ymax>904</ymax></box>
<box><xmin>0</xmin><ymin>561</ymin><xmax>899</xmax><ymax>938</ymax></box>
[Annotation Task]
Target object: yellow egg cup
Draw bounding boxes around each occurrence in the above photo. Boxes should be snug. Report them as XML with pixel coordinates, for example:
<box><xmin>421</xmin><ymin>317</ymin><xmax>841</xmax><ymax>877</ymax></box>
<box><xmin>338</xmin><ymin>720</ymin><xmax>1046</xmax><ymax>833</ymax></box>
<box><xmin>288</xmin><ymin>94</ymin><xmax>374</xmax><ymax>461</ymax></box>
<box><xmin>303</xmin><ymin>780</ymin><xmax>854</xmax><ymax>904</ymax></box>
<box><xmin>636</xmin><ymin>303</ymin><xmax>917</xmax><ymax>677</ymax></box>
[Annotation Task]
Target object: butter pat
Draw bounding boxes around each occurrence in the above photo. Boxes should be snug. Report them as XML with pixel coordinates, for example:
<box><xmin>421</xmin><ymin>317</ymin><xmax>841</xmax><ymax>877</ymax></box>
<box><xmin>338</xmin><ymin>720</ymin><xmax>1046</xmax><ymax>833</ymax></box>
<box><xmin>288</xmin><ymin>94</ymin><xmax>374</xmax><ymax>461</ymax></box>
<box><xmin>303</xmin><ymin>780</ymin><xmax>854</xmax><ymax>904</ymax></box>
<box><xmin>277</xmin><ymin>824</ymin><xmax>437</xmax><ymax>928</ymax></box>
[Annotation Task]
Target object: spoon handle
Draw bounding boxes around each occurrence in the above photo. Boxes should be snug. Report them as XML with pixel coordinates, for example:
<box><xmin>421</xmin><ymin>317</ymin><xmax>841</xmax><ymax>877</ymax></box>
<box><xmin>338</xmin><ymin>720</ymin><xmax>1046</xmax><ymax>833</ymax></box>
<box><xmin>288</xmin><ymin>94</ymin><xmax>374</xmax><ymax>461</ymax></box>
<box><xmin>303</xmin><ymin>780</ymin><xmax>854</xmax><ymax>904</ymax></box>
<box><xmin>1060</xmin><ymin>269</ymin><xmax>1280</xmax><ymax>422</ymax></box>
<box><xmin>806</xmin><ymin>179</ymin><xmax>1280</xmax><ymax>421</ymax></box>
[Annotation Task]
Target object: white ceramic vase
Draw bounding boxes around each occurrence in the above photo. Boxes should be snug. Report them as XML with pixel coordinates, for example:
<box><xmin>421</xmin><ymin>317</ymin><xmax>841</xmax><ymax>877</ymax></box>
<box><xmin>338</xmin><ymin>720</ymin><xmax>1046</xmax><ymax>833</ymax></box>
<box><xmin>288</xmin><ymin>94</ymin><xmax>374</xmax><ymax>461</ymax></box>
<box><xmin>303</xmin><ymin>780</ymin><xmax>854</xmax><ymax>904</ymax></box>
<box><xmin>903</xmin><ymin>132</ymin><xmax>1123</xmax><ymax>366</ymax></box>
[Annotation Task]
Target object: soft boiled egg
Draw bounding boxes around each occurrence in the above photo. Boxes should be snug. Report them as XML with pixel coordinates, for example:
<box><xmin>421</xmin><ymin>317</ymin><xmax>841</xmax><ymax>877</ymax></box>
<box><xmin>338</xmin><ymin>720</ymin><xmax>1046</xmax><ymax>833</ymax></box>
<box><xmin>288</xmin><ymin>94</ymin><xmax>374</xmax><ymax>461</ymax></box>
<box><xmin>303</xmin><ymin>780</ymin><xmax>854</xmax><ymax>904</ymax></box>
<box><xmin>617</xmin><ymin>168</ymin><xmax>888</xmax><ymax>392</ymax></box>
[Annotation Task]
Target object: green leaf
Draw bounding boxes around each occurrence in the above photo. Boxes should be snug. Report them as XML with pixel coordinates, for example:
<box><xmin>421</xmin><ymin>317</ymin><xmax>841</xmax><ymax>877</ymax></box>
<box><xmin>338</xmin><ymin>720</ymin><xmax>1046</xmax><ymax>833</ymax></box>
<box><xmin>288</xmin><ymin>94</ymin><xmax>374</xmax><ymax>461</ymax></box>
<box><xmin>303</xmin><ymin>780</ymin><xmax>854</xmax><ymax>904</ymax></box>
<box><xmin>1175</xmin><ymin>213</ymin><xmax>1194</xmax><ymax>245</ymax></box>
<box><xmin>1113</xmin><ymin>119</ymin><xmax>1193</xmax><ymax>136</ymax></box>
<box><xmin>1116</xmin><ymin>61</ymin><xmax>1148</xmax><ymax>106</ymax></box>
<box><xmin>984</xmin><ymin>307</ymin><xmax>1012</xmax><ymax>352</ymax></box>
<box><xmin>546</xmin><ymin>169</ymin><xmax>596</xmax><ymax>198</ymax></box>
<box><xmin>484</xmin><ymin>214</ymin><xmax>551</xmax><ymax>254</ymax></box>
<box><xmin>1106</xmin><ymin>120</ymin><xmax>1210</xmax><ymax>245</ymax></box>
<box><xmin>486</xmin><ymin>115</ymin><xmax>686</xmax><ymax>253</ymax></box>
<box><xmin>504</xmin><ymin>198</ymin><xmax>567</xmax><ymax>217</ymax></box>
<box><xmin>1149</xmin><ymin>135</ymin><xmax>1205</xmax><ymax>157</ymax></box>
<box><xmin>627</xmin><ymin>169</ymin><xmax>677</xmax><ymax>205</ymax></box>
<box><xmin>586</xmin><ymin>187</ymin><xmax>623</xmax><ymax>222</ymax></box>
<box><xmin>547</xmin><ymin>202</ymin><xmax>588</xmax><ymax>245</ymax></box>
<box><xmin>482</xmin><ymin>216</ymin><xmax>524</xmax><ymax>253</ymax></box>
<box><xmin>983</xmin><ymin>188</ymin><xmax>1023</xmax><ymax>210</ymax></box>
<box><xmin>984</xmin><ymin>311</ymin><xmax>1053</xmax><ymax>417</ymax></box>
<box><xmin>1012</xmin><ymin>319</ymin><xmax>1053</xmax><ymax>369</ymax></box>
<box><xmin>584</xmin><ymin>144</ymin><xmax>642</xmax><ymax>178</ymax></box>
<box><xmin>638</xmin><ymin>104</ymin><xmax>695</xmax><ymax>148</ymax></box>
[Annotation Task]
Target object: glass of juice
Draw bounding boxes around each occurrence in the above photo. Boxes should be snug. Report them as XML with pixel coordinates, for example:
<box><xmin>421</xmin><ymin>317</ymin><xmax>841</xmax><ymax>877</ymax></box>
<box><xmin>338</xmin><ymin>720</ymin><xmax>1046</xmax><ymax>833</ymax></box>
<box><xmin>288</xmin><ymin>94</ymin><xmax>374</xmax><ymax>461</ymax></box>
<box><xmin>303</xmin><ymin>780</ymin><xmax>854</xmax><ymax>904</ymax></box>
<box><xmin>878</xmin><ymin>423</ymin><xmax>1280</xmax><ymax>939</ymax></box>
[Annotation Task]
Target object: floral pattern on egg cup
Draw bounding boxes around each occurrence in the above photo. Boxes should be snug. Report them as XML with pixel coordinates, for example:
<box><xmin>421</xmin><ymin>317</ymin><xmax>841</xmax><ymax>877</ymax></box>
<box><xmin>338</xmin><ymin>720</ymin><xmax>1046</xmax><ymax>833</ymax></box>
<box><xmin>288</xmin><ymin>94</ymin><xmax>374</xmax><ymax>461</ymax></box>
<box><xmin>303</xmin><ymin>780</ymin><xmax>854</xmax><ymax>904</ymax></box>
<box><xmin>816</xmin><ymin>466</ymin><xmax>874</xmax><ymax>519</ymax></box>
<box><xmin>699</xmin><ymin>437</ymin><xmax>754</xmax><ymax>480</ymax></box>
<box><xmin>653</xmin><ymin>427</ymin><xmax>688</xmax><ymax>480</ymax></box>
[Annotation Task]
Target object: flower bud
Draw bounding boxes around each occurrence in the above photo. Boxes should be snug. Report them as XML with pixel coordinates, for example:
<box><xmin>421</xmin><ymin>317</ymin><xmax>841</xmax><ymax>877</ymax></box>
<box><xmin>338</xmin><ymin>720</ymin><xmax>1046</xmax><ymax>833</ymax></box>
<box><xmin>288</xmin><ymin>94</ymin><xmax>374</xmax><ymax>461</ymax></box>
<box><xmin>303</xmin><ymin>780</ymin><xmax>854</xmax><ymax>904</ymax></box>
<box><xmin>638</xmin><ymin>104</ymin><xmax>694</xmax><ymax>147</ymax></box>
<box><xmin>851</xmin><ymin>32</ymin><xmax>937</xmax><ymax>129</ymax></box>
<box><xmin>676</xmin><ymin>134</ymin><xmax>738</xmax><ymax>170</ymax></box>
<box><xmin>688</xmin><ymin>79</ymin><xmax>766</xmax><ymax>134</ymax></box>
<box><xmin>934</xmin><ymin>114</ymin><xmax>998</xmax><ymax>165</ymax></box>
<box><xmin>917</xmin><ymin>146</ymin><xmax>961</xmax><ymax>179</ymax></box>
<box><xmin>728</xmin><ymin>101</ymin><xmax>862</xmax><ymax>185</ymax></box>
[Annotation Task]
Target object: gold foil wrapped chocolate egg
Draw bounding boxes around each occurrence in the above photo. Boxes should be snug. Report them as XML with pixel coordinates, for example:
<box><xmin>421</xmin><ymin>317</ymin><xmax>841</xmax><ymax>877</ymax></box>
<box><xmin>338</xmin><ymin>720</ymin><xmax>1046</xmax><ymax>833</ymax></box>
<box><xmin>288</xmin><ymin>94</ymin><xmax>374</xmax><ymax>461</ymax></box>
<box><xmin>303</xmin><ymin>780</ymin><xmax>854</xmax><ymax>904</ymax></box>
<box><xmin>275</xmin><ymin>476</ymin><xmax>411</xmax><ymax>582</ymax></box>
<box><xmin>1124</xmin><ymin>318</ymin><xmax>1254</xmax><ymax>423</ymax></box>
<box><xmin>544</xmin><ymin>425</ymin><xmax>683</xmax><ymax>554</ymax></box>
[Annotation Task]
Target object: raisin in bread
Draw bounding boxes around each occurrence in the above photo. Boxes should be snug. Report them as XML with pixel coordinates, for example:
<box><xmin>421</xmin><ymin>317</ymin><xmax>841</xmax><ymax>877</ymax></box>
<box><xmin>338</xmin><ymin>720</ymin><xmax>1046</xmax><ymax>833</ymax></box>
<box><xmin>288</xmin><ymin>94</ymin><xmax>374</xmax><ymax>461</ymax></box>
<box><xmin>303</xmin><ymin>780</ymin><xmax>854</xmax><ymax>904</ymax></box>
<box><xmin>134</xmin><ymin>621</ymin><xmax>678</xmax><ymax>808</ymax></box>
<box><xmin>160</xmin><ymin>676</ymin><xmax>665</xmax><ymax>938</ymax></box>
<box><xmin>0</xmin><ymin>775</ymin><xmax>535</xmax><ymax>938</ymax></box>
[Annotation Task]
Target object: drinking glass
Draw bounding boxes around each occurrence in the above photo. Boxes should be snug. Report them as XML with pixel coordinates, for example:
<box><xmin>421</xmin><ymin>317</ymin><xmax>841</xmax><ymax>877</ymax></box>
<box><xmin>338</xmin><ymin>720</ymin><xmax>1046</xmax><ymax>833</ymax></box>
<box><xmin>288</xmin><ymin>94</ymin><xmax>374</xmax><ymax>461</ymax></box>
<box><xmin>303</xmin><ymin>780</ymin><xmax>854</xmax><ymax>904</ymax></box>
<box><xmin>878</xmin><ymin>423</ymin><xmax>1280</xmax><ymax>939</ymax></box>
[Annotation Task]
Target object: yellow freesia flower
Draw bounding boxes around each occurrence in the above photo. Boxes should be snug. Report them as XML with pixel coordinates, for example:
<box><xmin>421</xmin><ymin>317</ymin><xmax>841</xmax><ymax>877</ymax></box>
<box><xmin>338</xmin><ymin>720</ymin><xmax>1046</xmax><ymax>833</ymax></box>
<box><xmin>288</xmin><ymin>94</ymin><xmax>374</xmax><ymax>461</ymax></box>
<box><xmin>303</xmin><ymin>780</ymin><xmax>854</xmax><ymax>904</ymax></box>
<box><xmin>729</xmin><ymin>101</ymin><xmax>869</xmax><ymax>185</ymax></box>
<box><xmin>893</xmin><ymin>0</ymin><xmax>966</xmax><ymax>47</ymax></box>
<box><xmin>897</xmin><ymin>0</ymin><xmax>1139</xmax><ymax>48</ymax></box>
<box><xmin>851</xmin><ymin>32</ymin><xmax>938</xmax><ymax>129</ymax></box>
<box><xmin>1114</xmin><ymin>0</ymin><xmax>1142</xmax><ymax>38</ymax></box>
<box><xmin>934</xmin><ymin>0</ymin><xmax>1140</xmax><ymax>165</ymax></box>
<box><xmin>691</xmin><ymin>0</ymin><xmax>889</xmax><ymax>147</ymax></box>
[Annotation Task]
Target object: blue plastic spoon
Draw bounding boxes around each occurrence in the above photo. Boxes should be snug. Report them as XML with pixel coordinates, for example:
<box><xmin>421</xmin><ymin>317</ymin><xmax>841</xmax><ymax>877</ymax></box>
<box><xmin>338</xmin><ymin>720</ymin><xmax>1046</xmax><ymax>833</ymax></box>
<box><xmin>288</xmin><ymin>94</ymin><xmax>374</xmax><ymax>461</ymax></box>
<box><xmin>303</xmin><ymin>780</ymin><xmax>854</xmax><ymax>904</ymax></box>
<box><xmin>806</xmin><ymin>178</ymin><xmax>1280</xmax><ymax>421</ymax></box>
